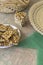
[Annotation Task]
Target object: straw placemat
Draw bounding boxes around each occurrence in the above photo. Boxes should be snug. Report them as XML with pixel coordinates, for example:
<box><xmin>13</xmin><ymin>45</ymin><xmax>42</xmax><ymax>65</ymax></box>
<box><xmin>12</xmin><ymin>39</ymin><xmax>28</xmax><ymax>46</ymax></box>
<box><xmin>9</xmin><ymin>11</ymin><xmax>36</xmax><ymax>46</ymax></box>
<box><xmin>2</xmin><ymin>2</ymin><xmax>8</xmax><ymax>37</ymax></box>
<box><xmin>29</xmin><ymin>1</ymin><xmax>43</xmax><ymax>35</ymax></box>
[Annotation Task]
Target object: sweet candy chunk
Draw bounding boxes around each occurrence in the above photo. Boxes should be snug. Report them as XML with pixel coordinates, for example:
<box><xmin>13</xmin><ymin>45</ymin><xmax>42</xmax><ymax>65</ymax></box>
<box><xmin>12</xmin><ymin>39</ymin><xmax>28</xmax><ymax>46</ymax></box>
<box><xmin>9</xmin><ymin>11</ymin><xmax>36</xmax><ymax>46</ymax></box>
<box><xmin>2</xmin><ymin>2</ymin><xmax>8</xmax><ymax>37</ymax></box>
<box><xmin>14</xmin><ymin>12</ymin><xmax>28</xmax><ymax>27</ymax></box>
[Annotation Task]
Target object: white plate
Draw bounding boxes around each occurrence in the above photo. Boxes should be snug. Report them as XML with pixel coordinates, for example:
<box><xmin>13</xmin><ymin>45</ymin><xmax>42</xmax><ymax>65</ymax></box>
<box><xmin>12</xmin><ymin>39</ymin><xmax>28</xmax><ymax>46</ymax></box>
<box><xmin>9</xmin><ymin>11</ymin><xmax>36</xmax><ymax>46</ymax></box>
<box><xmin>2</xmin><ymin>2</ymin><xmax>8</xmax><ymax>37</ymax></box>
<box><xmin>0</xmin><ymin>24</ymin><xmax>21</xmax><ymax>48</ymax></box>
<box><xmin>29</xmin><ymin>1</ymin><xmax>43</xmax><ymax>35</ymax></box>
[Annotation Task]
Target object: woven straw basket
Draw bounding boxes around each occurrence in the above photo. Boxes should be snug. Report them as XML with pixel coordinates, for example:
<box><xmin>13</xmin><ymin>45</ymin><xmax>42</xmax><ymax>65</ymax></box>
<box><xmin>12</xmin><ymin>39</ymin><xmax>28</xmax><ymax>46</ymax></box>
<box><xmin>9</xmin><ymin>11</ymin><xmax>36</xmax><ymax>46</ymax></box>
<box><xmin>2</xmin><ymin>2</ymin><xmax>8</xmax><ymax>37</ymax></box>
<box><xmin>29</xmin><ymin>1</ymin><xmax>43</xmax><ymax>35</ymax></box>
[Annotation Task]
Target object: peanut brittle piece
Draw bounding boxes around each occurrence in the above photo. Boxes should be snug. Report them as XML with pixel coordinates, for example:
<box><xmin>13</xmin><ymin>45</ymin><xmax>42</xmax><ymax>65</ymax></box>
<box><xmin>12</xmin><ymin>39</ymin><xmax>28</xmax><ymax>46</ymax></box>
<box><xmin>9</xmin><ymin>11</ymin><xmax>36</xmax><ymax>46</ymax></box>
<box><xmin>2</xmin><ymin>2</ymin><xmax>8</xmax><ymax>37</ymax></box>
<box><xmin>0</xmin><ymin>24</ymin><xmax>7</xmax><ymax>32</ymax></box>
<box><xmin>14</xmin><ymin>12</ymin><xmax>28</xmax><ymax>27</ymax></box>
<box><xmin>13</xmin><ymin>29</ymin><xmax>19</xmax><ymax>35</ymax></box>
<box><xmin>9</xmin><ymin>40</ymin><xmax>13</xmax><ymax>46</ymax></box>
<box><xmin>7</xmin><ymin>26</ymin><xmax>19</xmax><ymax>35</ymax></box>
<box><xmin>12</xmin><ymin>35</ymin><xmax>20</xmax><ymax>44</ymax></box>
<box><xmin>2</xmin><ymin>30</ymin><xmax>13</xmax><ymax>40</ymax></box>
<box><xmin>4</xmin><ymin>41</ymin><xmax>9</xmax><ymax>46</ymax></box>
<box><xmin>6</xmin><ymin>26</ymin><xmax>13</xmax><ymax>31</ymax></box>
<box><xmin>0</xmin><ymin>41</ymin><xmax>9</xmax><ymax>46</ymax></box>
<box><xmin>0</xmin><ymin>32</ymin><xmax>3</xmax><ymax>36</ymax></box>
<box><xmin>0</xmin><ymin>37</ymin><xmax>5</xmax><ymax>42</ymax></box>
<box><xmin>0</xmin><ymin>43</ymin><xmax>4</xmax><ymax>46</ymax></box>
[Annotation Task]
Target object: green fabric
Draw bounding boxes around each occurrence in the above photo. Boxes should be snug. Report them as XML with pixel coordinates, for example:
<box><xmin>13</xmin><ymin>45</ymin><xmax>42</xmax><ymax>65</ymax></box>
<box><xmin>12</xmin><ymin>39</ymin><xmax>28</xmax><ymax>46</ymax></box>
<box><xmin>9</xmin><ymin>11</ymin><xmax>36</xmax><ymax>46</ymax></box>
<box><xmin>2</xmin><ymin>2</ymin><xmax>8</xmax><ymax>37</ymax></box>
<box><xmin>18</xmin><ymin>32</ymin><xmax>43</xmax><ymax>65</ymax></box>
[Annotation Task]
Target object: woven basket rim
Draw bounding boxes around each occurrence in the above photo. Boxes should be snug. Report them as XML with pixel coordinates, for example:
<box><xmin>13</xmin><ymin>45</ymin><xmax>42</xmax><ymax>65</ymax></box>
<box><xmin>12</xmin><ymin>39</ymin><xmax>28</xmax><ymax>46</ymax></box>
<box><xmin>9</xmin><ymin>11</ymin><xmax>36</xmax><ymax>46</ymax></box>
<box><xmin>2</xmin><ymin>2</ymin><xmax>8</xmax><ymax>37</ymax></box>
<box><xmin>29</xmin><ymin>1</ymin><xmax>43</xmax><ymax>35</ymax></box>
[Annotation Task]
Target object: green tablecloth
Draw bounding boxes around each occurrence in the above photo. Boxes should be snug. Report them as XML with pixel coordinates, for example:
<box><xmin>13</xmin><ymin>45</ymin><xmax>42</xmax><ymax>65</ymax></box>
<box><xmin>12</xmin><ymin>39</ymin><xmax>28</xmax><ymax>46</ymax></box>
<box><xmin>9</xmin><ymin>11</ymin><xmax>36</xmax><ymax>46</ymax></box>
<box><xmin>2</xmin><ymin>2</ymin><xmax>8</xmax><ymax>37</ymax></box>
<box><xmin>18</xmin><ymin>32</ymin><xmax>43</xmax><ymax>65</ymax></box>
